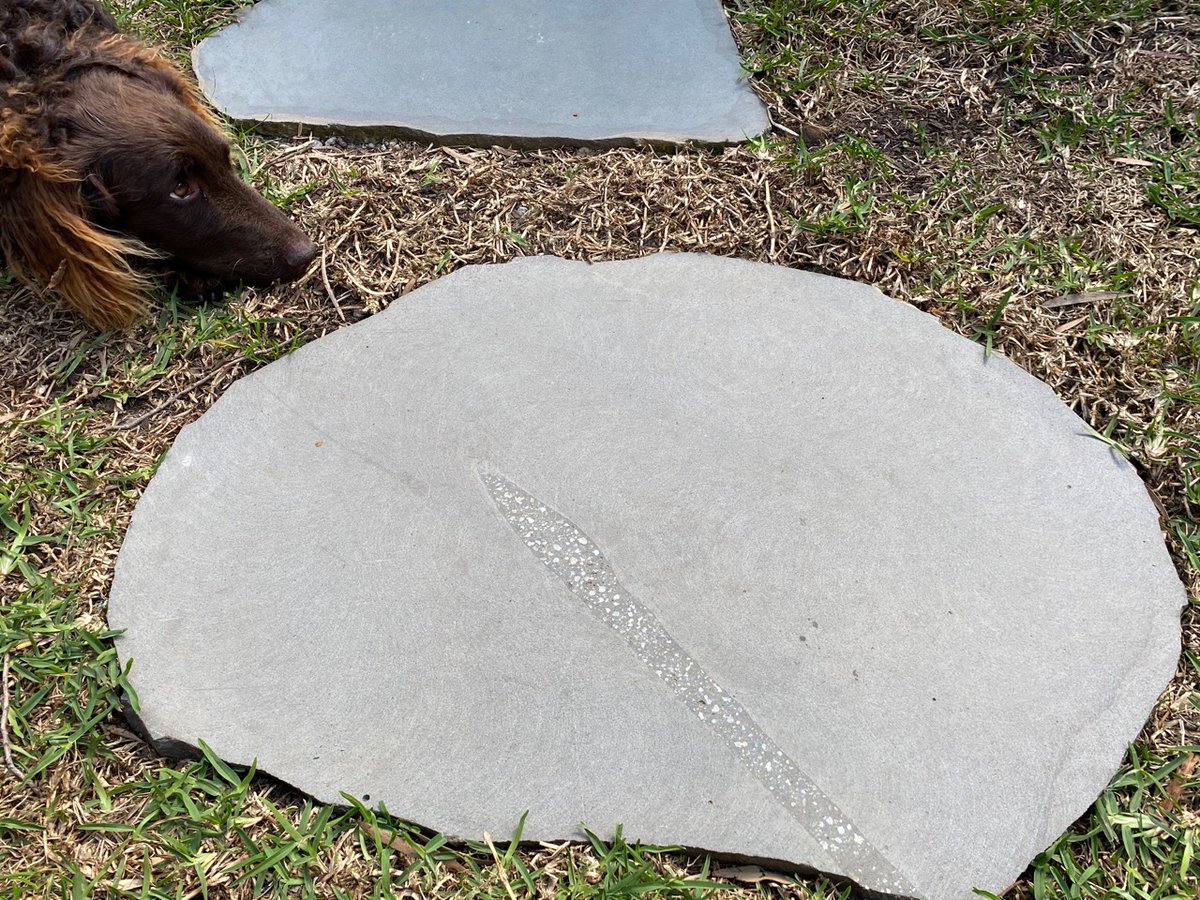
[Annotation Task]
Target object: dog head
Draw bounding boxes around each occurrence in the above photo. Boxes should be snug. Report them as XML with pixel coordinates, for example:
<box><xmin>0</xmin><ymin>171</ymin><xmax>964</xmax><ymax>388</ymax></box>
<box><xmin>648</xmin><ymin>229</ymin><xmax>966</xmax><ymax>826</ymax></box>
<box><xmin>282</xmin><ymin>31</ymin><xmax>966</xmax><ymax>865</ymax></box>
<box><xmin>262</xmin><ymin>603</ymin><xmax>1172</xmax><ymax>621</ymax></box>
<box><xmin>62</xmin><ymin>64</ymin><xmax>319</xmax><ymax>292</ymax></box>
<box><xmin>0</xmin><ymin>32</ymin><xmax>316</xmax><ymax>329</ymax></box>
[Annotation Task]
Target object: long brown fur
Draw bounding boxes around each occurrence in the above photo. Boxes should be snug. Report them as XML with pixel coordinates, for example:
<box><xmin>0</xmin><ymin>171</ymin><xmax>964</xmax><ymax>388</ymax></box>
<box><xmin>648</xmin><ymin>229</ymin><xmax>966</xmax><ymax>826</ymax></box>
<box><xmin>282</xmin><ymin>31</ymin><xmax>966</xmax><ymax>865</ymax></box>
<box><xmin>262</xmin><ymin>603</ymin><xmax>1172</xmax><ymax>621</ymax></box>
<box><xmin>1</xmin><ymin>4</ymin><xmax>165</xmax><ymax>327</ymax></box>
<box><xmin>0</xmin><ymin>160</ymin><xmax>151</xmax><ymax>329</ymax></box>
<box><xmin>1</xmin><ymin>1</ymin><xmax>314</xmax><ymax>330</ymax></box>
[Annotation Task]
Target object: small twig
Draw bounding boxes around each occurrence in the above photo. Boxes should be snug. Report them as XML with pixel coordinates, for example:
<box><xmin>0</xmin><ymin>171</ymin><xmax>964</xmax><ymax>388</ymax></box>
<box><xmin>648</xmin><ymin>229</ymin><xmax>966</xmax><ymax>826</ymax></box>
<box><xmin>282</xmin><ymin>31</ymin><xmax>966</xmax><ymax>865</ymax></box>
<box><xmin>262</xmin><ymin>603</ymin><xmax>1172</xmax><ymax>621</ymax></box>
<box><xmin>768</xmin><ymin>111</ymin><xmax>799</xmax><ymax>137</ymax></box>
<box><xmin>763</xmin><ymin>174</ymin><xmax>778</xmax><ymax>259</ymax></box>
<box><xmin>440</xmin><ymin>146</ymin><xmax>477</xmax><ymax>165</ymax></box>
<box><xmin>2</xmin><ymin>652</ymin><xmax>26</xmax><ymax>781</ymax></box>
<box><xmin>256</xmin><ymin>138</ymin><xmax>321</xmax><ymax>175</ymax></box>
<box><xmin>483</xmin><ymin>832</ymin><xmax>518</xmax><ymax>900</ymax></box>
<box><xmin>1137</xmin><ymin>49</ymin><xmax>1190</xmax><ymax>61</ymax></box>
<box><xmin>343</xmin><ymin>270</ymin><xmax>393</xmax><ymax>300</ymax></box>
<box><xmin>44</xmin><ymin>259</ymin><xmax>67</xmax><ymax>294</ymax></box>
<box><xmin>1042</xmin><ymin>290</ymin><xmax>1130</xmax><ymax>310</ymax></box>
<box><xmin>113</xmin><ymin>357</ymin><xmax>243</xmax><ymax>431</ymax></box>
<box><xmin>321</xmin><ymin>248</ymin><xmax>347</xmax><ymax>322</ymax></box>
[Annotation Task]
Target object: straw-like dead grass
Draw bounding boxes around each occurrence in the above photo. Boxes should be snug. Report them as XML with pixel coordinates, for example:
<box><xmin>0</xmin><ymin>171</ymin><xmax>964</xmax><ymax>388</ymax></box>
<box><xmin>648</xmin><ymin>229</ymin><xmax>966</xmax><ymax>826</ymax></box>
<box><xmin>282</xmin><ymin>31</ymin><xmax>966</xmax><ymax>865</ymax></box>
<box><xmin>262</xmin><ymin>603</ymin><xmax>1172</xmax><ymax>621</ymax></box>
<box><xmin>1</xmin><ymin>1</ymin><xmax>1197</xmax><ymax>897</ymax></box>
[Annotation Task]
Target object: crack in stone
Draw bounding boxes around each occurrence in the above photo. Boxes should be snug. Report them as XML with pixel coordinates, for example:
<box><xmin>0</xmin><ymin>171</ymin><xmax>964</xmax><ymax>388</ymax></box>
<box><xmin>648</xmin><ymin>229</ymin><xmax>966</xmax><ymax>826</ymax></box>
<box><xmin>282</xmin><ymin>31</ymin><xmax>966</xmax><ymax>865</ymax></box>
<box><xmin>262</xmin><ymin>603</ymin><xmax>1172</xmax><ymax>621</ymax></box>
<box><xmin>479</xmin><ymin>468</ymin><xmax>916</xmax><ymax>898</ymax></box>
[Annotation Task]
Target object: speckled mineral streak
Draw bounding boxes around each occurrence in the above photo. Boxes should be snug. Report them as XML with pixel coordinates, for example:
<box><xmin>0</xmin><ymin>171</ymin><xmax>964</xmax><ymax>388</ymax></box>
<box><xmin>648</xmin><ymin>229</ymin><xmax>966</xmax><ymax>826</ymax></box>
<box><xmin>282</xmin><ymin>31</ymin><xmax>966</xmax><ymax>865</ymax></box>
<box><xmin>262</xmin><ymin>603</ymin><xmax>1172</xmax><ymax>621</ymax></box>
<box><xmin>480</xmin><ymin>469</ymin><xmax>916</xmax><ymax>896</ymax></box>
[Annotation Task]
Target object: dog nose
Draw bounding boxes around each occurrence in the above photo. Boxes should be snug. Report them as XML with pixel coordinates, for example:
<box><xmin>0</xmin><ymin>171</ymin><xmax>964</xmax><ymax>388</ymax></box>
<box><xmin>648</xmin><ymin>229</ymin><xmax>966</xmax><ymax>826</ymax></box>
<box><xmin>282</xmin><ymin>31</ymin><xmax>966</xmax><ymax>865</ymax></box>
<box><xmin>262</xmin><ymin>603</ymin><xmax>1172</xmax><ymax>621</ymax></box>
<box><xmin>282</xmin><ymin>237</ymin><xmax>318</xmax><ymax>279</ymax></box>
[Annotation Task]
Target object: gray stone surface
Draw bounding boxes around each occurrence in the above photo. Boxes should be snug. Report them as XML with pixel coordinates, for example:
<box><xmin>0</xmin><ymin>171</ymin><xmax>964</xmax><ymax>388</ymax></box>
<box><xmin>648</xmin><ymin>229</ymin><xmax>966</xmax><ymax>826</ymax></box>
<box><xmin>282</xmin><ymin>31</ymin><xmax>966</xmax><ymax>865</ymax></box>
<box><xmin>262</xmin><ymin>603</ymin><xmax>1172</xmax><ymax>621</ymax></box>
<box><xmin>192</xmin><ymin>0</ymin><xmax>770</xmax><ymax>146</ymax></box>
<box><xmin>109</xmin><ymin>255</ymin><xmax>1185</xmax><ymax>900</ymax></box>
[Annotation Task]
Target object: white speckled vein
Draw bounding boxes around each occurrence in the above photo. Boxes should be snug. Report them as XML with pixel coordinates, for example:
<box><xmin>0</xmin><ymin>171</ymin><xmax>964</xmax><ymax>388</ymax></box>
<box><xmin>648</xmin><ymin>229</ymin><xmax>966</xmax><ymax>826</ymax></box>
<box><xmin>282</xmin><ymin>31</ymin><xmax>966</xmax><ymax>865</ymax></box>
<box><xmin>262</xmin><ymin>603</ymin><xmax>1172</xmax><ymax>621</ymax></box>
<box><xmin>480</xmin><ymin>469</ymin><xmax>917</xmax><ymax>897</ymax></box>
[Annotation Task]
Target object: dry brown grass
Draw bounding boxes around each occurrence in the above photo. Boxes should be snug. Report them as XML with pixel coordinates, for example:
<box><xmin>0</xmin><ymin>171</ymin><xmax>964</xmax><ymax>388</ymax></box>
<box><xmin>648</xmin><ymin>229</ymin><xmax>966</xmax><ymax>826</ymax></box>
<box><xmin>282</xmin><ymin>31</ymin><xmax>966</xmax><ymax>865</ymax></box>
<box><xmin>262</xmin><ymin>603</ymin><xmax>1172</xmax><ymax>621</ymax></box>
<box><xmin>1</xmin><ymin>1</ymin><xmax>1197</xmax><ymax>897</ymax></box>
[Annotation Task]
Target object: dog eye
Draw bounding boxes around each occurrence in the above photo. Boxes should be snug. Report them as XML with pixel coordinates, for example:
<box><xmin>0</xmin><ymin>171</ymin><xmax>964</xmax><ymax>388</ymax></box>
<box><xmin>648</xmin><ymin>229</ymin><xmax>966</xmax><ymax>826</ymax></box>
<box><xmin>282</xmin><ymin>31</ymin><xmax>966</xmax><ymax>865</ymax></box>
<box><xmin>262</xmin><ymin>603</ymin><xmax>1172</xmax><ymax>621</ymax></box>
<box><xmin>171</xmin><ymin>177</ymin><xmax>199</xmax><ymax>201</ymax></box>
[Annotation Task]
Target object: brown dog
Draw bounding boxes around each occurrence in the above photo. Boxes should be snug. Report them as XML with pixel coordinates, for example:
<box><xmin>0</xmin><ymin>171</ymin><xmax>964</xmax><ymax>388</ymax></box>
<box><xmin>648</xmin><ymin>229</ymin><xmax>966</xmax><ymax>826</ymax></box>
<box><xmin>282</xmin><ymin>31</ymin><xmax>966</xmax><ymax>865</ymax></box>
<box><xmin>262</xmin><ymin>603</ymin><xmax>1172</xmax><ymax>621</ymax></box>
<box><xmin>0</xmin><ymin>0</ymin><xmax>317</xmax><ymax>329</ymax></box>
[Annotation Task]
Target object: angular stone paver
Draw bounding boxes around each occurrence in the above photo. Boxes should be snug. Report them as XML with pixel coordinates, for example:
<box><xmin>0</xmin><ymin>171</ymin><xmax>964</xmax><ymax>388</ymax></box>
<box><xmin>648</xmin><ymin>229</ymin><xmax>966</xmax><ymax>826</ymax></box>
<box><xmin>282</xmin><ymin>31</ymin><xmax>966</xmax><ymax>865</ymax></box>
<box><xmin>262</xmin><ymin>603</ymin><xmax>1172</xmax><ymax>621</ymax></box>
<box><xmin>192</xmin><ymin>0</ymin><xmax>770</xmax><ymax>146</ymax></box>
<box><xmin>109</xmin><ymin>255</ymin><xmax>1185</xmax><ymax>900</ymax></box>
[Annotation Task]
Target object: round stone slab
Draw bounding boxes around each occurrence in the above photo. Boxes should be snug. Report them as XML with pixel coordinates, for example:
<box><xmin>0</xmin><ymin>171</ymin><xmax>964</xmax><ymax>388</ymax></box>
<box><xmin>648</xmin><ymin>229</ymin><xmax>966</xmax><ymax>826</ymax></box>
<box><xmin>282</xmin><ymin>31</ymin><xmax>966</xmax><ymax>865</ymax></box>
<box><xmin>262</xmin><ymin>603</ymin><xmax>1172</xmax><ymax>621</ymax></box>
<box><xmin>109</xmin><ymin>255</ymin><xmax>1184</xmax><ymax>900</ymax></box>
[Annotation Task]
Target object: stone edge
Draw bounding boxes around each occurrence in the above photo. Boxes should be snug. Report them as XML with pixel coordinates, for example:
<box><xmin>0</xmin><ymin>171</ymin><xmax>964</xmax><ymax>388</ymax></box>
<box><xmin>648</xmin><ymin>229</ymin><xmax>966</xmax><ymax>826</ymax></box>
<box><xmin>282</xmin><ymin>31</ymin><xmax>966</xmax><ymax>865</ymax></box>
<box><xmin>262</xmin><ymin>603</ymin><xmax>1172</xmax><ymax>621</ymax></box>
<box><xmin>108</xmin><ymin>253</ymin><xmax>1188</xmax><ymax>900</ymax></box>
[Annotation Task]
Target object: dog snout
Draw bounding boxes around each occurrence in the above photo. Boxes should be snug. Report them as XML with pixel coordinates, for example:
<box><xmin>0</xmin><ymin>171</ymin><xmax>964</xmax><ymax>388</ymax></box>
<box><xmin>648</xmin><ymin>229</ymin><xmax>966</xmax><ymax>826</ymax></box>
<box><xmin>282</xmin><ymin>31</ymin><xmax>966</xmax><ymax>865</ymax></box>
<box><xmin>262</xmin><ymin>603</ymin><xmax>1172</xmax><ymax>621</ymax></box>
<box><xmin>281</xmin><ymin>235</ymin><xmax>318</xmax><ymax>281</ymax></box>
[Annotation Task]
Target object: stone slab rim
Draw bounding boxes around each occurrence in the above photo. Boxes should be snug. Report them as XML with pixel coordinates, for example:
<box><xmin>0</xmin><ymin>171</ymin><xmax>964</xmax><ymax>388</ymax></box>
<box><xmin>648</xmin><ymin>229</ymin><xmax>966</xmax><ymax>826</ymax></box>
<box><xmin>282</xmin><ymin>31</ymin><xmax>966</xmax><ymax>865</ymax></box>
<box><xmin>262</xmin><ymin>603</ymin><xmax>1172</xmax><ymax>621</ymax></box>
<box><xmin>109</xmin><ymin>253</ymin><xmax>1186</xmax><ymax>900</ymax></box>
<box><xmin>191</xmin><ymin>0</ymin><xmax>771</xmax><ymax>148</ymax></box>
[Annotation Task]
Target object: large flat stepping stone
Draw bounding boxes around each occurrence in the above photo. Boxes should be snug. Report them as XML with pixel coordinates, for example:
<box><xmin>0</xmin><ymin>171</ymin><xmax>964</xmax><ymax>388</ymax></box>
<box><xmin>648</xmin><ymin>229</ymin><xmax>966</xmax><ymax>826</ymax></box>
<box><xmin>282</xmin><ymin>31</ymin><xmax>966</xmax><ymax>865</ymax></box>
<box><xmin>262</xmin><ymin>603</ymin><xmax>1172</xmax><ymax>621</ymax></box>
<box><xmin>192</xmin><ymin>0</ymin><xmax>769</xmax><ymax>146</ymax></box>
<box><xmin>109</xmin><ymin>255</ymin><xmax>1184</xmax><ymax>900</ymax></box>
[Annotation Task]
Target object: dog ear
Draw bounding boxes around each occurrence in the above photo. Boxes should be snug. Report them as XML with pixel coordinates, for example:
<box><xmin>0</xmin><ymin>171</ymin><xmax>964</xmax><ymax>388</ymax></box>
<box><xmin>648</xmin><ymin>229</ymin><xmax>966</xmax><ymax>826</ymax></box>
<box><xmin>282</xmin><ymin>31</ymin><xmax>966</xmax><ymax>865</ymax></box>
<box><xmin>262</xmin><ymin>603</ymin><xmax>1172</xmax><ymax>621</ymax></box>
<box><xmin>0</xmin><ymin>166</ymin><xmax>152</xmax><ymax>330</ymax></box>
<box><xmin>89</xmin><ymin>35</ymin><xmax>225</xmax><ymax>132</ymax></box>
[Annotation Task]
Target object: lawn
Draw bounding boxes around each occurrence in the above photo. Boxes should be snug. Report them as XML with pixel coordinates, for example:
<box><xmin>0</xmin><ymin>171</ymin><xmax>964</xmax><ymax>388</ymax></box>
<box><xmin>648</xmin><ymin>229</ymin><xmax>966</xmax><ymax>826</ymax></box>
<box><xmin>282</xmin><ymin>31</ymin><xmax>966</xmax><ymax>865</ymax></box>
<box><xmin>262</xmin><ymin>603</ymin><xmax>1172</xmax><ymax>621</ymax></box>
<box><xmin>1</xmin><ymin>0</ymin><xmax>1197</xmax><ymax>897</ymax></box>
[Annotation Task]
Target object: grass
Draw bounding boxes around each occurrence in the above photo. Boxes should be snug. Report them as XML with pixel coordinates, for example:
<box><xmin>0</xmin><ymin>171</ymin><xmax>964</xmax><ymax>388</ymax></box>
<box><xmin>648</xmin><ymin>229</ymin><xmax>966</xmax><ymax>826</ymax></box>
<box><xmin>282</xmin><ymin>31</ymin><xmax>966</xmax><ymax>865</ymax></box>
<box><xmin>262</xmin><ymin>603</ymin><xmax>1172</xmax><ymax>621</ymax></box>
<box><xmin>2</xmin><ymin>0</ymin><xmax>1199</xmax><ymax>897</ymax></box>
